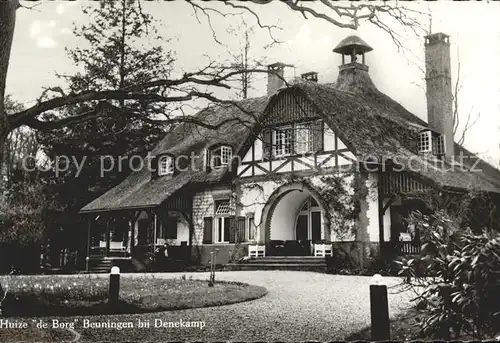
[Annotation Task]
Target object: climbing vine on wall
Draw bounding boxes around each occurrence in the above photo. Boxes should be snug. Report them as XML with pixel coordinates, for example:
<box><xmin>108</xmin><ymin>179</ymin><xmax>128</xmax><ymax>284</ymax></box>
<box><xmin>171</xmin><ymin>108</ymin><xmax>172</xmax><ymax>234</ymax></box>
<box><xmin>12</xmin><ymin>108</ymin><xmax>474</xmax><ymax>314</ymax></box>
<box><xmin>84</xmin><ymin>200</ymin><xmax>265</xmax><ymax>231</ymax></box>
<box><xmin>313</xmin><ymin>169</ymin><xmax>369</xmax><ymax>240</ymax></box>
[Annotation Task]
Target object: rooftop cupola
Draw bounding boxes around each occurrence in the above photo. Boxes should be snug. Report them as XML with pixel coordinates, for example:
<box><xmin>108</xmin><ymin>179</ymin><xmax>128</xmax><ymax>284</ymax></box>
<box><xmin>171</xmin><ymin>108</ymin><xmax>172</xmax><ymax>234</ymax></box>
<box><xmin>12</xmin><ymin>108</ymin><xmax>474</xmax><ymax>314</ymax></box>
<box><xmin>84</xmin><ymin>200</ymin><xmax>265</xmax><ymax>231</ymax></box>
<box><xmin>333</xmin><ymin>35</ymin><xmax>373</xmax><ymax>72</ymax></box>
<box><xmin>333</xmin><ymin>35</ymin><xmax>377</xmax><ymax>93</ymax></box>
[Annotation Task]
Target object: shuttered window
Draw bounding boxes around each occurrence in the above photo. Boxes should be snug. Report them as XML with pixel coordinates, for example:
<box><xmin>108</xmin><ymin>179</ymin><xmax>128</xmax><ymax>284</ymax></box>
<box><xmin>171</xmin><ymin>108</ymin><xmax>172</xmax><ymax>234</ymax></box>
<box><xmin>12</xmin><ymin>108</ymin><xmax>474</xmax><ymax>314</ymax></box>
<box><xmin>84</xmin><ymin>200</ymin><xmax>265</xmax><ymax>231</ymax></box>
<box><xmin>311</xmin><ymin>120</ymin><xmax>324</xmax><ymax>152</ymax></box>
<box><xmin>228</xmin><ymin>216</ymin><xmax>246</xmax><ymax>243</ymax></box>
<box><xmin>203</xmin><ymin>217</ymin><xmax>213</xmax><ymax>244</ymax></box>
<box><xmin>262</xmin><ymin>129</ymin><xmax>273</xmax><ymax>161</ymax></box>
<box><xmin>228</xmin><ymin>217</ymin><xmax>236</xmax><ymax>243</ymax></box>
<box><xmin>295</xmin><ymin>123</ymin><xmax>313</xmax><ymax>154</ymax></box>
<box><xmin>237</xmin><ymin>216</ymin><xmax>246</xmax><ymax>242</ymax></box>
<box><xmin>248</xmin><ymin>216</ymin><xmax>256</xmax><ymax>241</ymax></box>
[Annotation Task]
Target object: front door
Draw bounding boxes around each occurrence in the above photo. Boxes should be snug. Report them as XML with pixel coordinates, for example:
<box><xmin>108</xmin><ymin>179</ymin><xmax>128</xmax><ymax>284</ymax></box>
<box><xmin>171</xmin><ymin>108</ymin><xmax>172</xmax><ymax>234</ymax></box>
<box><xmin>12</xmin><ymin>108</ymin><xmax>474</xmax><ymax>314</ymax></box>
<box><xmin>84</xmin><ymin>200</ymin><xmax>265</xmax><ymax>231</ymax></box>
<box><xmin>311</xmin><ymin>211</ymin><xmax>321</xmax><ymax>242</ymax></box>
<box><xmin>296</xmin><ymin>214</ymin><xmax>308</xmax><ymax>241</ymax></box>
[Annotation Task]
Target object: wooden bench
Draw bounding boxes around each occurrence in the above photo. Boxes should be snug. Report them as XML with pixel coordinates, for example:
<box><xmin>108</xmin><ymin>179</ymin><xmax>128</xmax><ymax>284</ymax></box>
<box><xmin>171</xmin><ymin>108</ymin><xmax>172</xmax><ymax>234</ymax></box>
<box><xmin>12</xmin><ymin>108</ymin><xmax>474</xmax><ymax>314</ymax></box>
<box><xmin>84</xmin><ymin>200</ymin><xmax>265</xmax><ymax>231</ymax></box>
<box><xmin>248</xmin><ymin>245</ymin><xmax>266</xmax><ymax>257</ymax></box>
<box><xmin>314</xmin><ymin>243</ymin><xmax>333</xmax><ymax>257</ymax></box>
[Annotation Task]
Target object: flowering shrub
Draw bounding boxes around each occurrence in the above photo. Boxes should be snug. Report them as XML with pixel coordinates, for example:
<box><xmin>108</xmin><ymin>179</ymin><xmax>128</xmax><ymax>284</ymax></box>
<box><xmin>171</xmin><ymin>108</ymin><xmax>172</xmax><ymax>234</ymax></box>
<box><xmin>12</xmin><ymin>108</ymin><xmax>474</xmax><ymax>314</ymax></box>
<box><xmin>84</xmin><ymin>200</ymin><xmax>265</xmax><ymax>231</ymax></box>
<box><xmin>397</xmin><ymin>211</ymin><xmax>500</xmax><ymax>340</ymax></box>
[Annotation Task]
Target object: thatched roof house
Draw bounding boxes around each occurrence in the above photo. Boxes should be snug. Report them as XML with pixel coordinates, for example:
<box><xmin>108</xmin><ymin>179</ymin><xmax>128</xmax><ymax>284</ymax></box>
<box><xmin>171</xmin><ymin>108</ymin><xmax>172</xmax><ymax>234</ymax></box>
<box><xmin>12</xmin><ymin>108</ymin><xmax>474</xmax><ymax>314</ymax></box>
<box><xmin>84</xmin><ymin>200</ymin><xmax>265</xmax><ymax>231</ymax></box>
<box><xmin>80</xmin><ymin>33</ymin><xmax>500</xmax><ymax>272</ymax></box>
<box><xmin>81</xmin><ymin>72</ymin><xmax>500</xmax><ymax>214</ymax></box>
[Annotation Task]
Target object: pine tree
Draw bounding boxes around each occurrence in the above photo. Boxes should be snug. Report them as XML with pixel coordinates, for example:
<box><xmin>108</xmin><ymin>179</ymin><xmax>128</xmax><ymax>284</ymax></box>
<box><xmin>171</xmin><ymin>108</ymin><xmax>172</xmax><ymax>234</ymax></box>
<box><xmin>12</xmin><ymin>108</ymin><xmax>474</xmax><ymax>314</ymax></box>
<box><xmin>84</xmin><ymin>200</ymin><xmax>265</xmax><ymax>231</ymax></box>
<box><xmin>36</xmin><ymin>0</ymin><xmax>175</xmax><ymax>265</ymax></box>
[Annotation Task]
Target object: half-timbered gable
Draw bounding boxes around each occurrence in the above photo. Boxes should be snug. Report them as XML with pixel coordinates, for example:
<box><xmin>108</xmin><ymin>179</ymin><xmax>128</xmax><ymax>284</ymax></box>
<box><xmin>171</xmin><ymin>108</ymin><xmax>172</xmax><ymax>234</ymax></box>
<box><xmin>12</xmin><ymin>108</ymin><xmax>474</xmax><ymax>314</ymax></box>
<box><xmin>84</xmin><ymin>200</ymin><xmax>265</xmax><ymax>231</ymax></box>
<box><xmin>237</xmin><ymin>89</ymin><xmax>356</xmax><ymax>179</ymax></box>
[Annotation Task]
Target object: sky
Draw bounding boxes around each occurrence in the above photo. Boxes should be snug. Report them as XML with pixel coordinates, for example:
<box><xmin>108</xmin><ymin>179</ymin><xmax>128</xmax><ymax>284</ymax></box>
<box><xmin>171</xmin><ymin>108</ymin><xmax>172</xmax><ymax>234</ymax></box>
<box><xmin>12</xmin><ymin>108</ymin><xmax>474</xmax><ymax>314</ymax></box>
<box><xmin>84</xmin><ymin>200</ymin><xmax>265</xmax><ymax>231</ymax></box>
<box><xmin>6</xmin><ymin>1</ymin><xmax>500</xmax><ymax>168</ymax></box>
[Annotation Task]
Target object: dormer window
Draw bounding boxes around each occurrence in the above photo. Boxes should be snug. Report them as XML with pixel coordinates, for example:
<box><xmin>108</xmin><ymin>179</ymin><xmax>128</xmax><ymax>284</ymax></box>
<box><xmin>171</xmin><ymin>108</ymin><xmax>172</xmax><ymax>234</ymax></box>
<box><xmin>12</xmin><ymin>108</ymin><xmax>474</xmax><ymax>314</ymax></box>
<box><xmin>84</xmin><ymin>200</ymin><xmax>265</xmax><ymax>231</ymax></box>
<box><xmin>432</xmin><ymin>134</ymin><xmax>446</xmax><ymax>156</ymax></box>
<box><xmin>417</xmin><ymin>131</ymin><xmax>432</xmax><ymax>153</ymax></box>
<box><xmin>210</xmin><ymin>145</ymin><xmax>233</xmax><ymax>168</ymax></box>
<box><xmin>418</xmin><ymin>129</ymin><xmax>445</xmax><ymax>156</ymax></box>
<box><xmin>158</xmin><ymin>155</ymin><xmax>174</xmax><ymax>176</ymax></box>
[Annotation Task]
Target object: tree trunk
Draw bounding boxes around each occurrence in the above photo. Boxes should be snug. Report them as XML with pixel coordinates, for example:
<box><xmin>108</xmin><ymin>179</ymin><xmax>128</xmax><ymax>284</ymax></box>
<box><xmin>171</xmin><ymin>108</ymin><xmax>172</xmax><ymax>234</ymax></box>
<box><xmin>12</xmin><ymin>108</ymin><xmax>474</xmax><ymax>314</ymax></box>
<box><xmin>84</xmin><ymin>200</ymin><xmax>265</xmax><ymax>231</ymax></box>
<box><xmin>0</xmin><ymin>0</ymin><xmax>18</xmax><ymax>182</ymax></box>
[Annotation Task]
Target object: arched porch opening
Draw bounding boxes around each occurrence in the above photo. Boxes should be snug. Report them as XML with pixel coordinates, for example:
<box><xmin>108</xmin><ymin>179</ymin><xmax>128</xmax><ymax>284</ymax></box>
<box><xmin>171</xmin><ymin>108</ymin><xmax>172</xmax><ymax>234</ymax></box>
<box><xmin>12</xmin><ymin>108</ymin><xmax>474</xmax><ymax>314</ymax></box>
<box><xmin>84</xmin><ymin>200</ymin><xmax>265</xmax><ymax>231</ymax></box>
<box><xmin>260</xmin><ymin>183</ymin><xmax>330</xmax><ymax>256</ymax></box>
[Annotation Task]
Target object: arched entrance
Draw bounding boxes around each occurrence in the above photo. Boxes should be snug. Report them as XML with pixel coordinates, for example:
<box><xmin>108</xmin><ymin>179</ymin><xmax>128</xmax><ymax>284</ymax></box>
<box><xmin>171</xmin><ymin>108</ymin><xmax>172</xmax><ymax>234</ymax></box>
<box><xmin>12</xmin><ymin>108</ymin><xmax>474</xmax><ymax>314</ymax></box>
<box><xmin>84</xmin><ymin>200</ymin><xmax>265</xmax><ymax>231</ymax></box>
<box><xmin>260</xmin><ymin>183</ymin><xmax>329</xmax><ymax>255</ymax></box>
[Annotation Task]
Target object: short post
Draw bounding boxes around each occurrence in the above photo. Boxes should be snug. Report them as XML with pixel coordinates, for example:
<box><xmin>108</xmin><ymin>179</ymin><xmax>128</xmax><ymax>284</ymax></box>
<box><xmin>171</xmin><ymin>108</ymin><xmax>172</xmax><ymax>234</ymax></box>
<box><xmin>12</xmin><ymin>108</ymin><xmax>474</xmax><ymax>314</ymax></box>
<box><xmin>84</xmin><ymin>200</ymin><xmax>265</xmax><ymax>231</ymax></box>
<box><xmin>370</xmin><ymin>274</ymin><xmax>390</xmax><ymax>341</ymax></box>
<box><xmin>109</xmin><ymin>266</ymin><xmax>120</xmax><ymax>305</ymax></box>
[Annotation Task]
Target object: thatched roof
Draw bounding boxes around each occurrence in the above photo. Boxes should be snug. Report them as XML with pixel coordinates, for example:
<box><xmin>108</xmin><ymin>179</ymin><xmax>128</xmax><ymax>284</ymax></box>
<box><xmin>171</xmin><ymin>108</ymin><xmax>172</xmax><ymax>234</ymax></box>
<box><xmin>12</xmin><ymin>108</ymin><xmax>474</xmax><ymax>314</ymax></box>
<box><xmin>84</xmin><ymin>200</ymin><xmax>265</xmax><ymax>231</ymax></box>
<box><xmin>333</xmin><ymin>35</ymin><xmax>373</xmax><ymax>54</ymax></box>
<box><xmin>80</xmin><ymin>97</ymin><xmax>269</xmax><ymax>213</ymax></box>
<box><xmin>81</xmin><ymin>66</ymin><xmax>500</xmax><ymax>214</ymax></box>
<box><xmin>290</xmin><ymin>68</ymin><xmax>500</xmax><ymax>193</ymax></box>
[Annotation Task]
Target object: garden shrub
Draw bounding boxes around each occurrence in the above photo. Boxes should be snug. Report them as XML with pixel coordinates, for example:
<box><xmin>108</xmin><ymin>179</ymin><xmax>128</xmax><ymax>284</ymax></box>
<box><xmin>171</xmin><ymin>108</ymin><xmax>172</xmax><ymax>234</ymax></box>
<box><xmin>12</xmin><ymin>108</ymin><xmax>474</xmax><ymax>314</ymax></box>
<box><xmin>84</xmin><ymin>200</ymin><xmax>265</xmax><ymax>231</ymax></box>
<box><xmin>397</xmin><ymin>210</ymin><xmax>500</xmax><ymax>340</ymax></box>
<box><xmin>229</xmin><ymin>243</ymin><xmax>247</xmax><ymax>262</ymax></box>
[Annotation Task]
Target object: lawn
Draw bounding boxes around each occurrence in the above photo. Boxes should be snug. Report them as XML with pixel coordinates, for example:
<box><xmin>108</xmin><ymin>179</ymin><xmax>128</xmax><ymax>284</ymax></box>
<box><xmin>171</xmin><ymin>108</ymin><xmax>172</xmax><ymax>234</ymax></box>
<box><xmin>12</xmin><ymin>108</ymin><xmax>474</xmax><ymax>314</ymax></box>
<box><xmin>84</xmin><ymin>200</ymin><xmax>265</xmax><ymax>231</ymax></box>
<box><xmin>0</xmin><ymin>274</ymin><xmax>268</xmax><ymax>317</ymax></box>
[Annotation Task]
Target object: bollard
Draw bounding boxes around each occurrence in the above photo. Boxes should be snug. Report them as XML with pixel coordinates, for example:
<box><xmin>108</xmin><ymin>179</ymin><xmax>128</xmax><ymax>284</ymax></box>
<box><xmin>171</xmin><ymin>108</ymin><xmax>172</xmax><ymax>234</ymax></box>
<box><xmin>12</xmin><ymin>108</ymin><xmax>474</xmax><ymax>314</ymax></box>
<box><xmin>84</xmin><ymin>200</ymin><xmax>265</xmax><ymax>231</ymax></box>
<box><xmin>109</xmin><ymin>266</ymin><xmax>120</xmax><ymax>305</ymax></box>
<box><xmin>209</xmin><ymin>251</ymin><xmax>216</xmax><ymax>286</ymax></box>
<box><xmin>370</xmin><ymin>274</ymin><xmax>390</xmax><ymax>341</ymax></box>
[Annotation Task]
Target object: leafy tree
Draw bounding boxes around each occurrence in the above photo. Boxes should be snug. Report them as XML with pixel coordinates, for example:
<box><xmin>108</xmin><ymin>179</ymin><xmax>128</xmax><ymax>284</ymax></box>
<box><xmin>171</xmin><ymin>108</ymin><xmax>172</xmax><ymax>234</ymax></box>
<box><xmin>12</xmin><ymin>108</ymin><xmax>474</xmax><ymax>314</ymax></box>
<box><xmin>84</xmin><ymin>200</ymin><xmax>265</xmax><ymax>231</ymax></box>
<box><xmin>2</xmin><ymin>95</ymin><xmax>39</xmax><ymax>187</ymax></box>
<box><xmin>36</xmin><ymin>0</ymin><xmax>175</xmax><ymax>264</ymax></box>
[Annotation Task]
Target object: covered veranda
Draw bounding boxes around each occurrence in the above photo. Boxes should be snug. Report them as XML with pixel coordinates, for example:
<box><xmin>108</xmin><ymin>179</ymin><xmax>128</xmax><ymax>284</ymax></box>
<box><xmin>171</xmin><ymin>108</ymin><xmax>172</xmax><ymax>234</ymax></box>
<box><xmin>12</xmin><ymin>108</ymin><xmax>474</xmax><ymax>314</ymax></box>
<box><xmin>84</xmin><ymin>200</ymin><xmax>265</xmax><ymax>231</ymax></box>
<box><xmin>79</xmin><ymin>171</ymin><xmax>195</xmax><ymax>272</ymax></box>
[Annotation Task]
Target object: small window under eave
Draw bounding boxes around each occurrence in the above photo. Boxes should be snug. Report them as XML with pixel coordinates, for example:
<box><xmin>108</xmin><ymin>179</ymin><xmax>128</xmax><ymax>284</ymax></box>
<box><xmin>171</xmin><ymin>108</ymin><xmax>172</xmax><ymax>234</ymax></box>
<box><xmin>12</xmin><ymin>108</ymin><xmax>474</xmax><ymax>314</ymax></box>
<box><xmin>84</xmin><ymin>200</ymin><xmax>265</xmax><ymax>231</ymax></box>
<box><xmin>158</xmin><ymin>155</ymin><xmax>174</xmax><ymax>176</ymax></box>
<box><xmin>418</xmin><ymin>129</ymin><xmax>445</xmax><ymax>157</ymax></box>
<box><xmin>209</xmin><ymin>145</ymin><xmax>233</xmax><ymax>169</ymax></box>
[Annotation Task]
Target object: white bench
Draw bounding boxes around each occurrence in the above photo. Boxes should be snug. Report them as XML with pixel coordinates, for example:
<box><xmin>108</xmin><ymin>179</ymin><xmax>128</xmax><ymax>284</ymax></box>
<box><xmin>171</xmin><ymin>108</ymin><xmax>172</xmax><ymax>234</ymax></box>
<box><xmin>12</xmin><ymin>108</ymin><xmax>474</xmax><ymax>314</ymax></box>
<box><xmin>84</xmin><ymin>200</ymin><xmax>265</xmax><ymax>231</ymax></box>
<box><xmin>99</xmin><ymin>241</ymin><xmax>126</xmax><ymax>252</ymax></box>
<box><xmin>314</xmin><ymin>243</ymin><xmax>333</xmax><ymax>257</ymax></box>
<box><xmin>110</xmin><ymin>241</ymin><xmax>125</xmax><ymax>251</ymax></box>
<box><xmin>248</xmin><ymin>244</ymin><xmax>266</xmax><ymax>258</ymax></box>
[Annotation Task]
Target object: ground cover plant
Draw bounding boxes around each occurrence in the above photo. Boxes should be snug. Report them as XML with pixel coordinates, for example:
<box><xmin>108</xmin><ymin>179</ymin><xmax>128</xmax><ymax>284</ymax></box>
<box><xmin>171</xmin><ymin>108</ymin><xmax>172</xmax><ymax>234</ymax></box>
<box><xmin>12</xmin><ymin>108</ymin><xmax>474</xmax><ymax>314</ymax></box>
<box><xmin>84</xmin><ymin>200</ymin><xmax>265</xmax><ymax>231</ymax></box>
<box><xmin>0</xmin><ymin>274</ymin><xmax>267</xmax><ymax>317</ymax></box>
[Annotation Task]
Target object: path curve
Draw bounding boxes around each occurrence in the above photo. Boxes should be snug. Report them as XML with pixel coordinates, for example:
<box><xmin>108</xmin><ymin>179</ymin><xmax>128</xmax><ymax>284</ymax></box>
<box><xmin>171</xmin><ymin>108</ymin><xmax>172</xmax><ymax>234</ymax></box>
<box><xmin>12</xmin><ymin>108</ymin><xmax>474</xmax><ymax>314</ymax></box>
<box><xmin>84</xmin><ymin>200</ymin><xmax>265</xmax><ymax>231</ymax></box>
<box><xmin>76</xmin><ymin>271</ymin><xmax>414</xmax><ymax>342</ymax></box>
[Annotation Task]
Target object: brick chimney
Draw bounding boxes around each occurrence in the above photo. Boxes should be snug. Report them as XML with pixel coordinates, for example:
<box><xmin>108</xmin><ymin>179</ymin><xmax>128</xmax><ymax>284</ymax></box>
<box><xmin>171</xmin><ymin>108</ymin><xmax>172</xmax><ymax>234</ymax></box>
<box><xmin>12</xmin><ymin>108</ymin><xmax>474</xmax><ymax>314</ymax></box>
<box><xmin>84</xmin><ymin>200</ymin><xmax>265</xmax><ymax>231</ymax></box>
<box><xmin>267</xmin><ymin>62</ymin><xmax>286</xmax><ymax>96</ymax></box>
<box><xmin>301</xmin><ymin>71</ymin><xmax>318</xmax><ymax>82</ymax></box>
<box><xmin>424</xmin><ymin>33</ymin><xmax>454</xmax><ymax>158</ymax></box>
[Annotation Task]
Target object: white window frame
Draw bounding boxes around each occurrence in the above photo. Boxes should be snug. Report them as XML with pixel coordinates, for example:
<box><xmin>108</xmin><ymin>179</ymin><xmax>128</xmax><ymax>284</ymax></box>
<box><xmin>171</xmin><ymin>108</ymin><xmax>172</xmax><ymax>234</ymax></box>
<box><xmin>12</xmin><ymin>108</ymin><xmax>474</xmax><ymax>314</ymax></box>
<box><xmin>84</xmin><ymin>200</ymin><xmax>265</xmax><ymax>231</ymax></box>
<box><xmin>417</xmin><ymin>131</ymin><xmax>432</xmax><ymax>153</ymax></box>
<box><xmin>158</xmin><ymin>155</ymin><xmax>174</xmax><ymax>176</ymax></box>
<box><xmin>211</xmin><ymin>145</ymin><xmax>233</xmax><ymax>168</ymax></box>
<box><xmin>215</xmin><ymin>217</ymin><xmax>229</xmax><ymax>243</ymax></box>
<box><xmin>273</xmin><ymin>126</ymin><xmax>292</xmax><ymax>158</ymax></box>
<box><xmin>220</xmin><ymin>146</ymin><xmax>233</xmax><ymax>165</ymax></box>
<box><xmin>214</xmin><ymin>199</ymin><xmax>231</xmax><ymax>243</ymax></box>
<box><xmin>432</xmin><ymin>134</ymin><xmax>446</xmax><ymax>156</ymax></box>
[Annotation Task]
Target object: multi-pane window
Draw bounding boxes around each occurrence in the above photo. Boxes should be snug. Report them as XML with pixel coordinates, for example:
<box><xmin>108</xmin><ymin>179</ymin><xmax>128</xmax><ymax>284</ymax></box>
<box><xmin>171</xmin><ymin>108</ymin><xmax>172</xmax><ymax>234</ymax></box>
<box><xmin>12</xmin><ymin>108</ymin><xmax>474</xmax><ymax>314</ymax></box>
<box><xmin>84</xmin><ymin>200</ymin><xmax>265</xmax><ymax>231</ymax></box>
<box><xmin>215</xmin><ymin>217</ymin><xmax>231</xmax><ymax>243</ymax></box>
<box><xmin>264</xmin><ymin>121</ymin><xmax>322</xmax><ymax>159</ymax></box>
<box><xmin>295</xmin><ymin>123</ymin><xmax>313</xmax><ymax>154</ymax></box>
<box><xmin>417</xmin><ymin>131</ymin><xmax>432</xmax><ymax>153</ymax></box>
<box><xmin>418</xmin><ymin>130</ymin><xmax>446</xmax><ymax>156</ymax></box>
<box><xmin>211</xmin><ymin>145</ymin><xmax>233</xmax><ymax>168</ymax></box>
<box><xmin>158</xmin><ymin>155</ymin><xmax>174</xmax><ymax>176</ymax></box>
<box><xmin>432</xmin><ymin>134</ymin><xmax>446</xmax><ymax>156</ymax></box>
<box><xmin>273</xmin><ymin>126</ymin><xmax>292</xmax><ymax>157</ymax></box>
<box><xmin>214</xmin><ymin>200</ymin><xmax>231</xmax><ymax>243</ymax></box>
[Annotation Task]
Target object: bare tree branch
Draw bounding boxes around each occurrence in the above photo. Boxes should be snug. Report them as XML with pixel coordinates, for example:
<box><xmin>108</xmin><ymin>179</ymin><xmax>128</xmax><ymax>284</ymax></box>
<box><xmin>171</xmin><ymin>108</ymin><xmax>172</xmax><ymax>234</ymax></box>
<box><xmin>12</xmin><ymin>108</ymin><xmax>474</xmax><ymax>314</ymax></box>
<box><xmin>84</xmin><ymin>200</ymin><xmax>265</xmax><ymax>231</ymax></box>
<box><xmin>9</xmin><ymin>67</ymin><xmax>288</xmax><ymax>130</ymax></box>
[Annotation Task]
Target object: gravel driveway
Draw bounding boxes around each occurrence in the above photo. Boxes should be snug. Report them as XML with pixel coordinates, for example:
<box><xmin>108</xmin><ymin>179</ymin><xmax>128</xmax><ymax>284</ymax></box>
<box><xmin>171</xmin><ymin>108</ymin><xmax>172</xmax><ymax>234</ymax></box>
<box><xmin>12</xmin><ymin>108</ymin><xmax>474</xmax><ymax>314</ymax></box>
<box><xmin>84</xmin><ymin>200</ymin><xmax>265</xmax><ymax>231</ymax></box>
<box><xmin>0</xmin><ymin>271</ymin><xmax>414</xmax><ymax>342</ymax></box>
<box><xmin>77</xmin><ymin>271</ymin><xmax>414</xmax><ymax>342</ymax></box>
